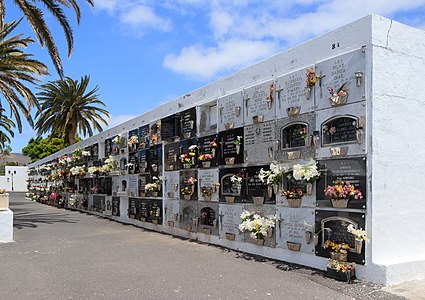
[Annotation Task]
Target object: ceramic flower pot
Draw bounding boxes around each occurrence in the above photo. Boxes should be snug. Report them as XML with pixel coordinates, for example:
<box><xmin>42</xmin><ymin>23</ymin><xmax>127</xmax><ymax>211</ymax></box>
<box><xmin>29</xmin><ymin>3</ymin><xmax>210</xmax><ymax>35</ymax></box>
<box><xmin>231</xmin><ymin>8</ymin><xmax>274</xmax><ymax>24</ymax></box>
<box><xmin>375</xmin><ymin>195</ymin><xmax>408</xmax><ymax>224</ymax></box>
<box><xmin>331</xmin><ymin>198</ymin><xmax>349</xmax><ymax>208</ymax></box>
<box><xmin>183</xmin><ymin>163</ymin><xmax>191</xmax><ymax>169</ymax></box>
<box><xmin>225</xmin><ymin>196</ymin><xmax>235</xmax><ymax>203</ymax></box>
<box><xmin>184</xmin><ymin>194</ymin><xmax>192</xmax><ymax>200</ymax></box>
<box><xmin>236</xmin><ymin>145</ymin><xmax>240</xmax><ymax>155</ymax></box>
<box><xmin>306</xmin><ymin>183</ymin><xmax>313</xmax><ymax>195</ymax></box>
<box><xmin>254</xmin><ymin>239</ymin><xmax>265</xmax><ymax>246</ymax></box>
<box><xmin>151</xmin><ymin>191</ymin><xmax>158</xmax><ymax>197</ymax></box>
<box><xmin>203</xmin><ymin>228</ymin><xmax>212</xmax><ymax>235</ymax></box>
<box><xmin>287</xmin><ymin>242</ymin><xmax>301</xmax><ymax>251</ymax></box>
<box><xmin>330</xmin><ymin>93</ymin><xmax>349</xmax><ymax>107</ymax></box>
<box><xmin>305</xmin><ymin>231</ymin><xmax>312</xmax><ymax>244</ymax></box>
<box><xmin>225</xmin><ymin>157</ymin><xmax>235</xmax><ymax>165</ymax></box>
<box><xmin>167</xmin><ymin>192</ymin><xmax>174</xmax><ymax>198</ymax></box>
<box><xmin>211</xmin><ymin>148</ymin><xmax>216</xmax><ymax>158</ymax></box>
<box><xmin>287</xmin><ymin>198</ymin><xmax>302</xmax><ymax>208</ymax></box>
<box><xmin>305</xmin><ymin>86</ymin><xmax>312</xmax><ymax>100</ymax></box>
<box><xmin>267</xmin><ymin>186</ymin><xmax>273</xmax><ymax>198</ymax></box>
<box><xmin>152</xmin><ymin>219</ymin><xmax>159</xmax><ymax>224</ymax></box>
<box><xmin>273</xmin><ymin>184</ymin><xmax>279</xmax><ymax>195</ymax></box>
<box><xmin>305</xmin><ymin>135</ymin><xmax>312</xmax><ymax>148</ymax></box>
<box><xmin>202</xmin><ymin>161</ymin><xmax>211</xmax><ymax>168</ymax></box>
<box><xmin>252</xmin><ymin>196</ymin><xmax>264</xmax><ymax>205</ymax></box>
<box><xmin>203</xmin><ymin>194</ymin><xmax>212</xmax><ymax>201</ymax></box>
<box><xmin>225</xmin><ymin>233</ymin><xmax>235</xmax><ymax>240</ymax></box>
<box><xmin>314</xmin><ymin>233</ymin><xmax>319</xmax><ymax>247</ymax></box>
<box><xmin>167</xmin><ymin>221</ymin><xmax>174</xmax><ymax>227</ymax></box>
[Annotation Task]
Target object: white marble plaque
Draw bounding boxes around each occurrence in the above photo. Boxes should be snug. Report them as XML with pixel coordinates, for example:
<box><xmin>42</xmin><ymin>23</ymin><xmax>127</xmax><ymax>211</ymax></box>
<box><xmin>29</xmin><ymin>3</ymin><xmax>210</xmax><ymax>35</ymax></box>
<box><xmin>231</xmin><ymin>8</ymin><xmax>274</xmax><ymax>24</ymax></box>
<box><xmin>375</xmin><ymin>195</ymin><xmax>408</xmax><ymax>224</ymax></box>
<box><xmin>315</xmin><ymin>48</ymin><xmax>366</xmax><ymax>110</ymax></box>
<box><xmin>128</xmin><ymin>175</ymin><xmax>138</xmax><ymax>197</ymax></box>
<box><xmin>180</xmin><ymin>201</ymin><xmax>198</xmax><ymax>231</ymax></box>
<box><xmin>164</xmin><ymin>199</ymin><xmax>180</xmax><ymax>227</ymax></box>
<box><xmin>217</xmin><ymin>92</ymin><xmax>244</xmax><ymax>132</ymax></box>
<box><xmin>244</xmin><ymin>121</ymin><xmax>276</xmax><ymax>163</ymax></box>
<box><xmin>243</xmin><ymin>80</ymin><xmax>276</xmax><ymax>126</ymax></box>
<box><xmin>219</xmin><ymin>204</ymin><xmax>244</xmax><ymax>242</ymax></box>
<box><xmin>276</xmin><ymin>66</ymin><xmax>316</xmax><ymax>117</ymax></box>
<box><xmin>164</xmin><ymin>171</ymin><xmax>179</xmax><ymax>199</ymax></box>
<box><xmin>198</xmin><ymin>169</ymin><xmax>219</xmax><ymax>202</ymax></box>
<box><xmin>276</xmin><ymin>207</ymin><xmax>315</xmax><ymax>254</ymax></box>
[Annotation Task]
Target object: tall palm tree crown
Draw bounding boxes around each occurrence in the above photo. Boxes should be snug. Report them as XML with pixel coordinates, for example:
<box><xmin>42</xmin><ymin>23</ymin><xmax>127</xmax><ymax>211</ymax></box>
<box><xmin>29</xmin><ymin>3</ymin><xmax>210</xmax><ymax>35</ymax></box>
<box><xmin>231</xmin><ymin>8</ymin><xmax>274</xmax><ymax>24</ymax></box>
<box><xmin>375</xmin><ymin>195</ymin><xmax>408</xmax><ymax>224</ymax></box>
<box><xmin>0</xmin><ymin>20</ymin><xmax>48</xmax><ymax>132</ymax></box>
<box><xmin>35</xmin><ymin>75</ymin><xmax>109</xmax><ymax>145</ymax></box>
<box><xmin>0</xmin><ymin>0</ymin><xmax>95</xmax><ymax>78</ymax></box>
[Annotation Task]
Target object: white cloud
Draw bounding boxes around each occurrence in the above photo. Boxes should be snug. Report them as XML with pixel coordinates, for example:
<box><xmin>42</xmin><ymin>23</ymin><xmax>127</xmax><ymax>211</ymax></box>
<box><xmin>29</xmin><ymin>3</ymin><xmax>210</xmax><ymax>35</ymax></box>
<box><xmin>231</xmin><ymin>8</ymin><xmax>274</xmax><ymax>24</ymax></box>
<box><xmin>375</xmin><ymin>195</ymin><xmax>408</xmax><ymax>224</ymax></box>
<box><xmin>104</xmin><ymin>114</ymin><xmax>137</xmax><ymax>130</ymax></box>
<box><xmin>120</xmin><ymin>5</ymin><xmax>171</xmax><ymax>32</ymax></box>
<box><xmin>209</xmin><ymin>9</ymin><xmax>233</xmax><ymax>39</ymax></box>
<box><xmin>163</xmin><ymin>39</ymin><xmax>279</xmax><ymax>79</ymax></box>
<box><xmin>93</xmin><ymin>0</ymin><xmax>118</xmax><ymax>13</ymax></box>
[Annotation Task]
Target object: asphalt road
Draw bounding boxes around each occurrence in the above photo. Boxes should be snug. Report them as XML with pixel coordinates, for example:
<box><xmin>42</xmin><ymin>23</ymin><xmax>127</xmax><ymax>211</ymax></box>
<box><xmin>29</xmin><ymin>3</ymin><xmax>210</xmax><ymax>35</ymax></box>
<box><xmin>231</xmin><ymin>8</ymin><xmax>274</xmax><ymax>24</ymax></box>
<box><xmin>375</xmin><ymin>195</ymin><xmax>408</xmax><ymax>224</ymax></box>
<box><xmin>0</xmin><ymin>193</ymin><xmax>404</xmax><ymax>300</ymax></box>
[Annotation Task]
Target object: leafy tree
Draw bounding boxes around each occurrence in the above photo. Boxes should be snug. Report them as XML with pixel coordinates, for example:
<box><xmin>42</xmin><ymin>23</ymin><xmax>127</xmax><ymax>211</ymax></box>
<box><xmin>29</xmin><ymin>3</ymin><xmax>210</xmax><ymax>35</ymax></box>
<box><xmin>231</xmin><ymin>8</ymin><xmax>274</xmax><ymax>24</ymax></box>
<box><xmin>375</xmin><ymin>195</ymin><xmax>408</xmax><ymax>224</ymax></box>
<box><xmin>35</xmin><ymin>75</ymin><xmax>109</xmax><ymax>145</ymax></box>
<box><xmin>0</xmin><ymin>20</ymin><xmax>48</xmax><ymax>132</ymax></box>
<box><xmin>1</xmin><ymin>0</ymin><xmax>95</xmax><ymax>77</ymax></box>
<box><xmin>22</xmin><ymin>136</ymin><xmax>76</xmax><ymax>162</ymax></box>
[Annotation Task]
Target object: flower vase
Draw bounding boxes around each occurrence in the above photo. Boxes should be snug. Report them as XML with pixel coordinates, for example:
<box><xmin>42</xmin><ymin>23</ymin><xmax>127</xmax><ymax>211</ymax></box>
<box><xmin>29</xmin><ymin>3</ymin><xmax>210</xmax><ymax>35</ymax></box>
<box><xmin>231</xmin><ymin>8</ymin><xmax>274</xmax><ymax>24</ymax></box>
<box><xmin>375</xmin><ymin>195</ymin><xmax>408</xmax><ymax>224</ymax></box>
<box><xmin>305</xmin><ymin>86</ymin><xmax>312</xmax><ymax>100</ymax></box>
<box><xmin>331</xmin><ymin>198</ymin><xmax>349</xmax><ymax>208</ymax></box>
<box><xmin>267</xmin><ymin>228</ymin><xmax>273</xmax><ymax>238</ymax></box>
<box><xmin>356</xmin><ymin>128</ymin><xmax>364</xmax><ymax>144</ymax></box>
<box><xmin>330</xmin><ymin>252</ymin><xmax>348</xmax><ymax>262</ymax></box>
<box><xmin>183</xmin><ymin>163</ymin><xmax>191</xmax><ymax>169</ymax></box>
<box><xmin>254</xmin><ymin>239</ymin><xmax>265</xmax><ymax>246</ymax></box>
<box><xmin>305</xmin><ymin>135</ymin><xmax>312</xmax><ymax>148</ymax></box>
<box><xmin>211</xmin><ymin>148</ymin><xmax>216</xmax><ymax>158</ymax></box>
<box><xmin>151</xmin><ymin>191</ymin><xmax>158</xmax><ymax>197</ymax></box>
<box><xmin>226</xmin><ymin>233</ymin><xmax>235</xmax><ymax>240</ymax></box>
<box><xmin>273</xmin><ymin>184</ymin><xmax>279</xmax><ymax>195</ymax></box>
<box><xmin>140</xmin><ymin>192</ymin><xmax>146</xmax><ymax>198</ymax></box>
<box><xmin>184</xmin><ymin>194</ymin><xmax>192</xmax><ymax>200</ymax></box>
<box><xmin>287</xmin><ymin>198</ymin><xmax>302</xmax><ymax>208</ymax></box>
<box><xmin>314</xmin><ymin>233</ymin><xmax>319</xmax><ymax>247</ymax></box>
<box><xmin>306</xmin><ymin>183</ymin><xmax>313</xmax><ymax>195</ymax></box>
<box><xmin>225</xmin><ymin>157</ymin><xmax>235</xmax><ymax>165</ymax></box>
<box><xmin>203</xmin><ymin>194</ymin><xmax>212</xmax><ymax>201</ymax></box>
<box><xmin>236</xmin><ymin>144</ymin><xmax>240</xmax><ymax>155</ymax></box>
<box><xmin>330</xmin><ymin>93</ymin><xmax>349</xmax><ymax>107</ymax></box>
<box><xmin>237</xmin><ymin>186</ymin><xmax>241</xmax><ymax>195</ymax></box>
<box><xmin>267</xmin><ymin>186</ymin><xmax>273</xmax><ymax>198</ymax></box>
<box><xmin>305</xmin><ymin>231</ymin><xmax>312</xmax><ymax>244</ymax></box>
<box><xmin>355</xmin><ymin>240</ymin><xmax>363</xmax><ymax>254</ymax></box>
<box><xmin>202</xmin><ymin>161</ymin><xmax>211</xmax><ymax>168</ymax></box>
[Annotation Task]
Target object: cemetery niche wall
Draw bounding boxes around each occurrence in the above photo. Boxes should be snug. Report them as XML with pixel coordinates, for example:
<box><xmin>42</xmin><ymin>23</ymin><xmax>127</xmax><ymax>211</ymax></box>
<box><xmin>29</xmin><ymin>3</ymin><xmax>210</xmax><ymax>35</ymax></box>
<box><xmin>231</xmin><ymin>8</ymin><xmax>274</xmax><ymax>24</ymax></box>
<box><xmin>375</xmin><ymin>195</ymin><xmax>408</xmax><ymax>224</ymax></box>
<box><xmin>26</xmin><ymin>16</ymin><xmax>425</xmax><ymax>285</ymax></box>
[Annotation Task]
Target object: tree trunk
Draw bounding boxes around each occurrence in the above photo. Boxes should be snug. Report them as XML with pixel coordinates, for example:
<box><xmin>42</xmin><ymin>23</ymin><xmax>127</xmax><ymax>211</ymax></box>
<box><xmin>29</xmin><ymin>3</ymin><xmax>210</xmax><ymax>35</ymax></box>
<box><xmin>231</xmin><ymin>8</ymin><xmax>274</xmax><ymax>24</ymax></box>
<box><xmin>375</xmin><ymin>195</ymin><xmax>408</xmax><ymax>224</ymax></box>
<box><xmin>67</xmin><ymin>123</ymin><xmax>77</xmax><ymax>145</ymax></box>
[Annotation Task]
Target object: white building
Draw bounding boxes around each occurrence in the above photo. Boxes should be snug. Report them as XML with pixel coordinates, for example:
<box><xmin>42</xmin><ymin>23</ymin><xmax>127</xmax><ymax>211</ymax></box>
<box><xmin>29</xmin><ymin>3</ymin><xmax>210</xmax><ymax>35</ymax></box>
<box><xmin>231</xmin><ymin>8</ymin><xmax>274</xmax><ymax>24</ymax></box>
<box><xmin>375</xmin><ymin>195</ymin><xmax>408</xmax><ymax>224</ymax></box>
<box><xmin>28</xmin><ymin>15</ymin><xmax>425</xmax><ymax>285</ymax></box>
<box><xmin>0</xmin><ymin>166</ymin><xmax>28</xmax><ymax>192</ymax></box>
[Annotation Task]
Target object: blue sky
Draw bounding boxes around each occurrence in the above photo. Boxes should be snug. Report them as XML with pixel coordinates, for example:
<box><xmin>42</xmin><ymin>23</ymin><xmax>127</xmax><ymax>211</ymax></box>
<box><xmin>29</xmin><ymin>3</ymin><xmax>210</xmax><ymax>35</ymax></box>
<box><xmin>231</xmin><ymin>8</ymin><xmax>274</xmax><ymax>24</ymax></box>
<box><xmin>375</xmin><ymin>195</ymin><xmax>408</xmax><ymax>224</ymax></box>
<box><xmin>6</xmin><ymin>0</ymin><xmax>425</xmax><ymax>152</ymax></box>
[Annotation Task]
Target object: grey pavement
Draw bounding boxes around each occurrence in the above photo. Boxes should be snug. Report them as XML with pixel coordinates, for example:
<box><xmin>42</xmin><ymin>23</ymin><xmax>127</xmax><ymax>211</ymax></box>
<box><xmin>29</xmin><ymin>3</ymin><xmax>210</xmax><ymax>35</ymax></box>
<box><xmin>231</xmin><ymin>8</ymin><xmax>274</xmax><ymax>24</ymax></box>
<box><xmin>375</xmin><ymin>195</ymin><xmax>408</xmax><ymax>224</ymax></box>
<box><xmin>0</xmin><ymin>193</ymin><xmax>409</xmax><ymax>300</ymax></box>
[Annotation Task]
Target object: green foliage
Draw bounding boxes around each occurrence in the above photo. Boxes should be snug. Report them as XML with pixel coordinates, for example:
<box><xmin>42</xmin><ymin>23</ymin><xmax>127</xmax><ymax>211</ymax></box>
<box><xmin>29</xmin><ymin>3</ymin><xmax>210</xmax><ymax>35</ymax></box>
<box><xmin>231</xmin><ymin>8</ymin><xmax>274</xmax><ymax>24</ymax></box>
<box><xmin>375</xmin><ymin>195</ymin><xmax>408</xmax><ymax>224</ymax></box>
<box><xmin>22</xmin><ymin>136</ymin><xmax>80</xmax><ymax>163</ymax></box>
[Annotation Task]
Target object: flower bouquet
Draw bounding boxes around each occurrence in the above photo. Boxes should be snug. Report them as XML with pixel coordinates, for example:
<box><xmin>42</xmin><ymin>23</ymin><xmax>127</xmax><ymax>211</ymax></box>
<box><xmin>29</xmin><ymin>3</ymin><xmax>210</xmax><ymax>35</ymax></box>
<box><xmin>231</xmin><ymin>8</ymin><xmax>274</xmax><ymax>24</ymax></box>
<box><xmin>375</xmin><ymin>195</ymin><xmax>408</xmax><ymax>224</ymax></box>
<box><xmin>328</xmin><ymin>83</ymin><xmax>348</xmax><ymax>106</ymax></box>
<box><xmin>259</xmin><ymin>163</ymin><xmax>284</xmax><ymax>196</ymax></box>
<box><xmin>128</xmin><ymin>135</ymin><xmax>139</xmax><ymax>152</ymax></box>
<box><xmin>200</xmin><ymin>186</ymin><xmax>214</xmax><ymax>201</ymax></box>
<box><xmin>324</xmin><ymin>180</ymin><xmax>363</xmax><ymax>208</ymax></box>
<box><xmin>323</xmin><ymin>240</ymin><xmax>350</xmax><ymax>262</ymax></box>
<box><xmin>281</xmin><ymin>188</ymin><xmax>303</xmax><ymax>208</ymax></box>
<box><xmin>347</xmin><ymin>224</ymin><xmax>368</xmax><ymax>254</ymax></box>
<box><xmin>198</xmin><ymin>153</ymin><xmax>213</xmax><ymax>168</ymax></box>
<box><xmin>234</xmin><ymin>136</ymin><xmax>242</xmax><ymax>154</ymax></box>
<box><xmin>292</xmin><ymin>159</ymin><xmax>320</xmax><ymax>195</ymax></box>
<box><xmin>238</xmin><ymin>210</ymin><xmax>276</xmax><ymax>245</ymax></box>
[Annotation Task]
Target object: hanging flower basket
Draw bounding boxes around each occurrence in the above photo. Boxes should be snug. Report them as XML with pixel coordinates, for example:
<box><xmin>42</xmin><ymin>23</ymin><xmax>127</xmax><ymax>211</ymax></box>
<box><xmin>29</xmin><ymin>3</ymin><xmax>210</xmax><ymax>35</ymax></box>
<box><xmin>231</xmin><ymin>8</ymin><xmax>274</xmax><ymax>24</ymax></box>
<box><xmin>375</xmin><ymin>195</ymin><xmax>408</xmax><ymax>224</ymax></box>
<box><xmin>254</xmin><ymin>239</ymin><xmax>265</xmax><ymax>246</ymax></box>
<box><xmin>287</xmin><ymin>198</ymin><xmax>302</xmax><ymax>208</ymax></box>
<box><xmin>225</xmin><ymin>157</ymin><xmax>235</xmax><ymax>165</ymax></box>
<box><xmin>331</xmin><ymin>198</ymin><xmax>349</xmax><ymax>208</ymax></box>
<box><xmin>252</xmin><ymin>196</ymin><xmax>264</xmax><ymax>205</ymax></box>
<box><xmin>225</xmin><ymin>233</ymin><xmax>235</xmax><ymax>240</ymax></box>
<box><xmin>184</xmin><ymin>194</ymin><xmax>192</xmax><ymax>200</ymax></box>
<box><xmin>202</xmin><ymin>161</ymin><xmax>211</xmax><ymax>168</ymax></box>
<box><xmin>225</xmin><ymin>196</ymin><xmax>235</xmax><ymax>203</ymax></box>
<box><xmin>287</xmin><ymin>242</ymin><xmax>301</xmax><ymax>251</ymax></box>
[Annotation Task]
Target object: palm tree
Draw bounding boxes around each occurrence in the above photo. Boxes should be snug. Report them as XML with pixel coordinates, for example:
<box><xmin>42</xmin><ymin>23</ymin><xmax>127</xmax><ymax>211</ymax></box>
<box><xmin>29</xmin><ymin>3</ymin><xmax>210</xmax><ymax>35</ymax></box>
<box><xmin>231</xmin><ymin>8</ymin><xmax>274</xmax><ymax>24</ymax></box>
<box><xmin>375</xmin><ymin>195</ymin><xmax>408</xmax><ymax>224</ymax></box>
<box><xmin>35</xmin><ymin>75</ymin><xmax>109</xmax><ymax>145</ymax></box>
<box><xmin>1</xmin><ymin>0</ymin><xmax>95</xmax><ymax>78</ymax></box>
<box><xmin>0</xmin><ymin>109</ymin><xmax>15</xmax><ymax>151</ymax></box>
<box><xmin>0</xmin><ymin>20</ymin><xmax>48</xmax><ymax>132</ymax></box>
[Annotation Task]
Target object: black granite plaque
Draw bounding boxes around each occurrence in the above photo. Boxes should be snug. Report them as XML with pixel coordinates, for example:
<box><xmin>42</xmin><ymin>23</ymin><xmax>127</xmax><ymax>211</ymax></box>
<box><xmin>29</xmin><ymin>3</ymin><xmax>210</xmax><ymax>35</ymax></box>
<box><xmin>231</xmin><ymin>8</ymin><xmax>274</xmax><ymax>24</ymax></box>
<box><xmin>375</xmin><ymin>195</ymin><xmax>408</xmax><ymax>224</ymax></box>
<box><xmin>180</xmin><ymin>108</ymin><xmax>196</xmax><ymax>139</ymax></box>
<box><xmin>179</xmin><ymin>138</ymin><xmax>198</xmax><ymax>169</ymax></box>
<box><xmin>128</xmin><ymin>129</ymin><xmax>139</xmax><ymax>153</ymax></box>
<box><xmin>128</xmin><ymin>197</ymin><xmax>138</xmax><ymax>219</ymax></box>
<box><xmin>147</xmin><ymin>144</ymin><xmax>162</xmax><ymax>175</ymax></box>
<box><xmin>139</xmin><ymin>199</ymin><xmax>150</xmax><ymax>220</ymax></box>
<box><xmin>218</xmin><ymin>127</ymin><xmax>244</xmax><ymax>165</ymax></box>
<box><xmin>128</xmin><ymin>154</ymin><xmax>139</xmax><ymax>174</ymax></box>
<box><xmin>150</xmin><ymin>199</ymin><xmax>163</xmax><ymax>224</ymax></box>
<box><xmin>138</xmin><ymin>125</ymin><xmax>150</xmax><ymax>149</ymax></box>
<box><xmin>219</xmin><ymin>167</ymin><xmax>246</xmax><ymax>203</ymax></box>
<box><xmin>246</xmin><ymin>166</ymin><xmax>275</xmax><ymax>204</ymax></box>
<box><xmin>180</xmin><ymin>170</ymin><xmax>198</xmax><ymax>200</ymax></box>
<box><xmin>161</xmin><ymin>114</ymin><xmax>180</xmax><ymax>141</ymax></box>
<box><xmin>316</xmin><ymin>157</ymin><xmax>366</xmax><ymax>209</ymax></box>
<box><xmin>164</xmin><ymin>142</ymin><xmax>180</xmax><ymax>171</ymax></box>
<box><xmin>200</xmin><ymin>207</ymin><xmax>216</xmax><ymax>226</ymax></box>
<box><xmin>105</xmin><ymin>138</ymin><xmax>112</xmax><ymax>157</ymax></box>
<box><xmin>138</xmin><ymin>174</ymin><xmax>150</xmax><ymax>196</ymax></box>
<box><xmin>92</xmin><ymin>195</ymin><xmax>105</xmax><ymax>212</ymax></box>
<box><xmin>138</xmin><ymin>149</ymin><xmax>148</xmax><ymax>173</ymax></box>
<box><xmin>197</xmin><ymin>134</ymin><xmax>219</xmax><ymax>168</ymax></box>
<box><xmin>150</xmin><ymin>121</ymin><xmax>161</xmax><ymax>145</ymax></box>
<box><xmin>315</xmin><ymin>210</ymin><xmax>365</xmax><ymax>264</ymax></box>
<box><xmin>322</xmin><ymin>116</ymin><xmax>358</xmax><ymax>145</ymax></box>
<box><xmin>112</xmin><ymin>196</ymin><xmax>120</xmax><ymax>216</ymax></box>
<box><xmin>91</xmin><ymin>143</ymin><xmax>99</xmax><ymax>159</ymax></box>
<box><xmin>281</xmin><ymin>123</ymin><xmax>308</xmax><ymax>149</ymax></box>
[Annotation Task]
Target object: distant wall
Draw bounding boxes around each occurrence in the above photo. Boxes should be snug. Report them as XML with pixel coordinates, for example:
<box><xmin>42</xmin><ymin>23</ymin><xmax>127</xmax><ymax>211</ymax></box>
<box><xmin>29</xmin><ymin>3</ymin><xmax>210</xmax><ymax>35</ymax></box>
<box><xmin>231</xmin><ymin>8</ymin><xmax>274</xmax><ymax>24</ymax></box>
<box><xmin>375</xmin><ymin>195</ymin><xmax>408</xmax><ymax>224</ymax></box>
<box><xmin>0</xmin><ymin>166</ymin><xmax>28</xmax><ymax>192</ymax></box>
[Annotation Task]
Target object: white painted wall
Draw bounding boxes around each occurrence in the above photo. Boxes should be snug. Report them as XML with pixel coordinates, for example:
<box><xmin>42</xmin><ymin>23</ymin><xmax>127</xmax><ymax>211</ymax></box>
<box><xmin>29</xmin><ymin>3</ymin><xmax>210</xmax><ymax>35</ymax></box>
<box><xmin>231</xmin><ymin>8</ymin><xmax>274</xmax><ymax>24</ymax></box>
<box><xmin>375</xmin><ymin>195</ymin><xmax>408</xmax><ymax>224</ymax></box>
<box><xmin>369</xmin><ymin>15</ymin><xmax>425</xmax><ymax>284</ymax></box>
<box><xmin>0</xmin><ymin>166</ymin><xmax>28</xmax><ymax>192</ymax></box>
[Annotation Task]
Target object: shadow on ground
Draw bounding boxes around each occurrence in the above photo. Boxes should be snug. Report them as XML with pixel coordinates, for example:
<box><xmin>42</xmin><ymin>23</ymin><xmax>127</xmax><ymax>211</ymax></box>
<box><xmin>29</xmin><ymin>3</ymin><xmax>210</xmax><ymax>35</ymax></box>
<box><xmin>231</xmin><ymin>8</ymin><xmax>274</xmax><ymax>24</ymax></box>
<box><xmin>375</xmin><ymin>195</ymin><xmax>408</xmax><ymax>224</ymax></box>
<box><xmin>13</xmin><ymin>210</ymin><xmax>78</xmax><ymax>229</ymax></box>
